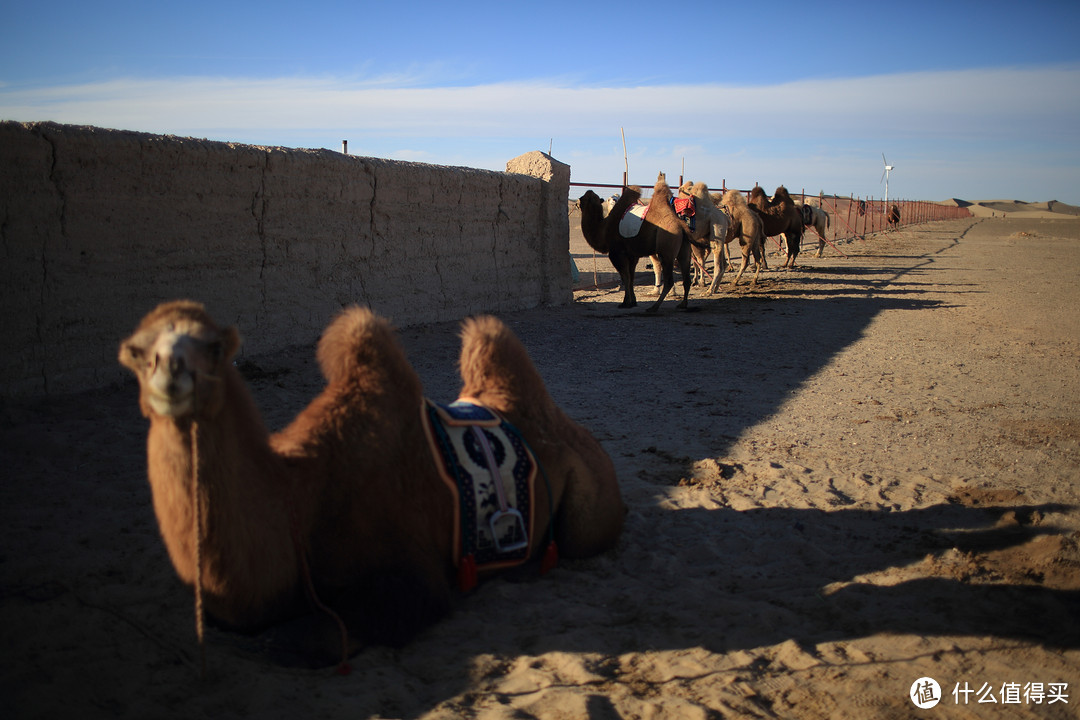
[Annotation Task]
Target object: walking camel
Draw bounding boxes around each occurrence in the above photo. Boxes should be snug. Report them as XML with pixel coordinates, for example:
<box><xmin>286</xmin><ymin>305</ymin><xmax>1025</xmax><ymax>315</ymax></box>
<box><xmin>718</xmin><ymin>189</ymin><xmax>769</xmax><ymax>289</ymax></box>
<box><xmin>677</xmin><ymin>181</ymin><xmax>732</xmax><ymax>290</ymax></box>
<box><xmin>579</xmin><ymin>173</ymin><xmax>707</xmax><ymax>312</ymax></box>
<box><xmin>749</xmin><ymin>186</ymin><xmax>805</xmax><ymax>268</ymax></box>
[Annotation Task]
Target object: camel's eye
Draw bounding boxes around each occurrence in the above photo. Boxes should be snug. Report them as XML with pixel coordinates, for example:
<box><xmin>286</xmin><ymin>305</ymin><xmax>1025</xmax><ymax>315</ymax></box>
<box><xmin>124</xmin><ymin>343</ymin><xmax>146</xmax><ymax>367</ymax></box>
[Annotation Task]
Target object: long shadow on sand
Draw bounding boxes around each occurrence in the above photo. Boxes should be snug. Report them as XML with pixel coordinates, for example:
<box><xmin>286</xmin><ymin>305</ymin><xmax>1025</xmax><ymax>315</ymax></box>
<box><xmin>373</xmin><ymin>287</ymin><xmax>1077</xmax><ymax>713</ymax></box>
<box><xmin>5</xmin><ymin>260</ymin><xmax>1073</xmax><ymax>717</ymax></box>
<box><xmin>446</xmin><ymin>500</ymin><xmax>1080</xmax><ymax>665</ymax></box>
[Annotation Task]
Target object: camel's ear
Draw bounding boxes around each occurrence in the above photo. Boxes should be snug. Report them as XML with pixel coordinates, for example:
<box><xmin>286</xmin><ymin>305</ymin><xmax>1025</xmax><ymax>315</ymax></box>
<box><xmin>218</xmin><ymin>326</ymin><xmax>241</xmax><ymax>365</ymax></box>
<box><xmin>198</xmin><ymin>326</ymin><xmax>241</xmax><ymax>376</ymax></box>
<box><xmin>119</xmin><ymin>337</ymin><xmax>147</xmax><ymax>373</ymax></box>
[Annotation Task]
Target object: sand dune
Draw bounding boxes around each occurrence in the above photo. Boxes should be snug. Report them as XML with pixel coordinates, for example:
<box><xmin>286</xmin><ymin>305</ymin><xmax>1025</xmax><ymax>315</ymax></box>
<box><xmin>948</xmin><ymin>198</ymin><xmax>1080</xmax><ymax>219</ymax></box>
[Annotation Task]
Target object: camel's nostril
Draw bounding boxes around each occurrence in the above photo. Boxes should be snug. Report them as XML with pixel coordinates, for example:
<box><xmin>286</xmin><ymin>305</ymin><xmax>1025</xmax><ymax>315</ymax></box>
<box><xmin>169</xmin><ymin>355</ymin><xmax>185</xmax><ymax>374</ymax></box>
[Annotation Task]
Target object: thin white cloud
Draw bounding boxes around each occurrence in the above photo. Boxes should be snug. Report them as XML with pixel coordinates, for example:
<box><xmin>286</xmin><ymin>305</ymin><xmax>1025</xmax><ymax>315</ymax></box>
<box><xmin>3</xmin><ymin>66</ymin><xmax>1077</xmax><ymax>142</ymax></box>
<box><xmin>3</xmin><ymin>65</ymin><xmax>1078</xmax><ymax>201</ymax></box>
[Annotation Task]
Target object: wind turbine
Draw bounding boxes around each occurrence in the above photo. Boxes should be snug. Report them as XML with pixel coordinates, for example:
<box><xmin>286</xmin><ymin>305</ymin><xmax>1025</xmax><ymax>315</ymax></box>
<box><xmin>880</xmin><ymin>154</ymin><xmax>895</xmax><ymax>205</ymax></box>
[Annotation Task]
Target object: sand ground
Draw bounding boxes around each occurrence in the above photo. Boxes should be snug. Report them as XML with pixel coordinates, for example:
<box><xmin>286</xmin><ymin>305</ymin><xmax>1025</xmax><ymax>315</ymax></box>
<box><xmin>2</xmin><ymin>214</ymin><xmax>1079</xmax><ymax>718</ymax></box>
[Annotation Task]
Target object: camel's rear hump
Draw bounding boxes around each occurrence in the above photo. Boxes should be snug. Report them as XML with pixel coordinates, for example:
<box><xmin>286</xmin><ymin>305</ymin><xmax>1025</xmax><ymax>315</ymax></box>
<box><xmin>457</xmin><ymin>315</ymin><xmax>554</xmax><ymax>415</ymax></box>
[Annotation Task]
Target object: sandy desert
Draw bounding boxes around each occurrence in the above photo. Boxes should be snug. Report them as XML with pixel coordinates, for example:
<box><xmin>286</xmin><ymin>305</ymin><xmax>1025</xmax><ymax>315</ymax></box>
<box><xmin>2</xmin><ymin>205</ymin><xmax>1079</xmax><ymax>718</ymax></box>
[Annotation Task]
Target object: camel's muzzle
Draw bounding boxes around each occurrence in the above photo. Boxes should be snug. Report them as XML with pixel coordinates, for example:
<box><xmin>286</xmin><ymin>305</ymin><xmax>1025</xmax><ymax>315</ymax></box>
<box><xmin>145</xmin><ymin>331</ymin><xmax>199</xmax><ymax>417</ymax></box>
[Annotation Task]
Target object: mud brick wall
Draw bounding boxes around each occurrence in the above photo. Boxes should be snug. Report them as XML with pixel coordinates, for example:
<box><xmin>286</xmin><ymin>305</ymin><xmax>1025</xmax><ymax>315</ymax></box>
<box><xmin>0</xmin><ymin>122</ymin><xmax>571</xmax><ymax>396</ymax></box>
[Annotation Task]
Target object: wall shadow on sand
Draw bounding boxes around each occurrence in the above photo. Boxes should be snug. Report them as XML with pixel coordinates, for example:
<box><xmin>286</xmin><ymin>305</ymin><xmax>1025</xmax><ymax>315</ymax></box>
<box><xmin>4</xmin><ymin>282</ymin><xmax>1071</xmax><ymax>718</ymax></box>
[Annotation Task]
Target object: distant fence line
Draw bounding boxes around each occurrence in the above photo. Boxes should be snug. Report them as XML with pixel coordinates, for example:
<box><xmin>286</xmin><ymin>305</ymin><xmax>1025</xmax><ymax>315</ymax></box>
<box><xmin>568</xmin><ymin>180</ymin><xmax>971</xmax><ymax>245</ymax></box>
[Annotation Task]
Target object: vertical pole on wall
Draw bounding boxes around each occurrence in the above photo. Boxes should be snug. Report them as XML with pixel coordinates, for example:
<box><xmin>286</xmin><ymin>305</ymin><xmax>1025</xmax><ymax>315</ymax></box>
<box><xmin>621</xmin><ymin>127</ymin><xmax>628</xmax><ymax>187</ymax></box>
<box><xmin>342</xmin><ymin>140</ymin><xmax>348</xmax><ymax>155</ymax></box>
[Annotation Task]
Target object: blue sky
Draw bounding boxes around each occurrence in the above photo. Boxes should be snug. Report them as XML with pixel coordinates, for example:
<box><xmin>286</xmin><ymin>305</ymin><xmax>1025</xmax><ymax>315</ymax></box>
<box><xmin>3</xmin><ymin>0</ymin><xmax>1079</xmax><ymax>203</ymax></box>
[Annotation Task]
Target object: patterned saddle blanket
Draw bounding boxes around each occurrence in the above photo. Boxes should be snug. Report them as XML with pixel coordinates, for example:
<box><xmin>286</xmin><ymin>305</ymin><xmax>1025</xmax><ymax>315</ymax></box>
<box><xmin>674</xmin><ymin>196</ymin><xmax>695</xmax><ymax>217</ymax></box>
<box><xmin>674</xmin><ymin>196</ymin><xmax>696</xmax><ymax>231</ymax></box>
<box><xmin>421</xmin><ymin>398</ymin><xmax>540</xmax><ymax>591</ymax></box>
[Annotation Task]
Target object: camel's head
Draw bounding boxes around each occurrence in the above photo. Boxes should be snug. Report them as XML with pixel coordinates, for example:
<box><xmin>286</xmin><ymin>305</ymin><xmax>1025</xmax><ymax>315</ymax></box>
<box><xmin>119</xmin><ymin>300</ymin><xmax>240</xmax><ymax>420</ymax></box>
<box><xmin>579</xmin><ymin>190</ymin><xmax>602</xmax><ymax>214</ymax></box>
<box><xmin>677</xmin><ymin>181</ymin><xmax>693</xmax><ymax>197</ymax></box>
<box><xmin>688</xmin><ymin>182</ymin><xmax>711</xmax><ymax>201</ymax></box>
<box><xmin>801</xmin><ymin>204</ymin><xmax>813</xmax><ymax>224</ymax></box>
<box><xmin>721</xmin><ymin>188</ymin><xmax>746</xmax><ymax>211</ymax></box>
<box><xmin>652</xmin><ymin>173</ymin><xmax>673</xmax><ymax>203</ymax></box>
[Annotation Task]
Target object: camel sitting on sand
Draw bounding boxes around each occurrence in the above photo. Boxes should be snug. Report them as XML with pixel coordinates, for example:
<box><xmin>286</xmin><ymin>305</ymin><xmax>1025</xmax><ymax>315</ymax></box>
<box><xmin>119</xmin><ymin>300</ymin><xmax>626</xmax><ymax>666</ymax></box>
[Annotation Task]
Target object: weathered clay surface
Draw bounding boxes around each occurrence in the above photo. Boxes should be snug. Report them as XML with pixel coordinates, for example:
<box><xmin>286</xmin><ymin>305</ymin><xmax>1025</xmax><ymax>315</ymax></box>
<box><xmin>0</xmin><ymin>122</ymin><xmax>570</xmax><ymax>395</ymax></box>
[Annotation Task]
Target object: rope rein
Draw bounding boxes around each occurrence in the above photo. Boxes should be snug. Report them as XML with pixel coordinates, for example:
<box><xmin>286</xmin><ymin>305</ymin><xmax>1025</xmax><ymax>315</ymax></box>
<box><xmin>290</xmin><ymin>514</ymin><xmax>351</xmax><ymax>674</ymax></box>
<box><xmin>189</xmin><ymin>400</ymin><xmax>350</xmax><ymax>675</ymax></box>
<box><xmin>190</xmin><ymin>419</ymin><xmax>206</xmax><ymax>677</ymax></box>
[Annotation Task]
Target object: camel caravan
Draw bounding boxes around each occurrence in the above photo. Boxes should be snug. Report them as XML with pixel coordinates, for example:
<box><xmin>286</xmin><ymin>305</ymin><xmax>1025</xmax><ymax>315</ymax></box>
<box><xmin>578</xmin><ymin>175</ymin><xmax>846</xmax><ymax>310</ymax></box>
<box><xmin>119</xmin><ymin>300</ymin><xmax>626</xmax><ymax>669</ymax></box>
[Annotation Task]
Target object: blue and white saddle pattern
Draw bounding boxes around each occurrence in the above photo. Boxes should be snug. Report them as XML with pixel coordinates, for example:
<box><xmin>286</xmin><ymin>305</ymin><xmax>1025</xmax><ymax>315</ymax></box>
<box><xmin>421</xmin><ymin>399</ymin><xmax>538</xmax><ymax>583</ymax></box>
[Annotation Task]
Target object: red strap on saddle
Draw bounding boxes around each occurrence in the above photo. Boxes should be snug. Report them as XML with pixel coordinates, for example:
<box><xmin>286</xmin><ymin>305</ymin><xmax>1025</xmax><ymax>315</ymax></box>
<box><xmin>540</xmin><ymin>541</ymin><xmax>559</xmax><ymax>575</ymax></box>
<box><xmin>458</xmin><ymin>553</ymin><xmax>478</xmax><ymax>593</ymax></box>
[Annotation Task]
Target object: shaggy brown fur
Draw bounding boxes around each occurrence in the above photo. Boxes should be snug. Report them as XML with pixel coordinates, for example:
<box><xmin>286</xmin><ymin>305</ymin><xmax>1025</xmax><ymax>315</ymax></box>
<box><xmin>719</xmin><ymin>189</ymin><xmax>768</xmax><ymax>289</ymax></box>
<box><xmin>579</xmin><ymin>173</ymin><xmax>706</xmax><ymax>312</ymax></box>
<box><xmin>678</xmin><ymin>181</ymin><xmax>732</xmax><ymax>290</ymax></box>
<box><xmin>888</xmin><ymin>204</ymin><xmax>901</xmax><ymax>227</ymax></box>
<box><xmin>119</xmin><ymin>301</ymin><xmax>625</xmax><ymax>665</ymax></box>
<box><xmin>749</xmin><ymin>186</ymin><xmax>805</xmax><ymax>268</ymax></box>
